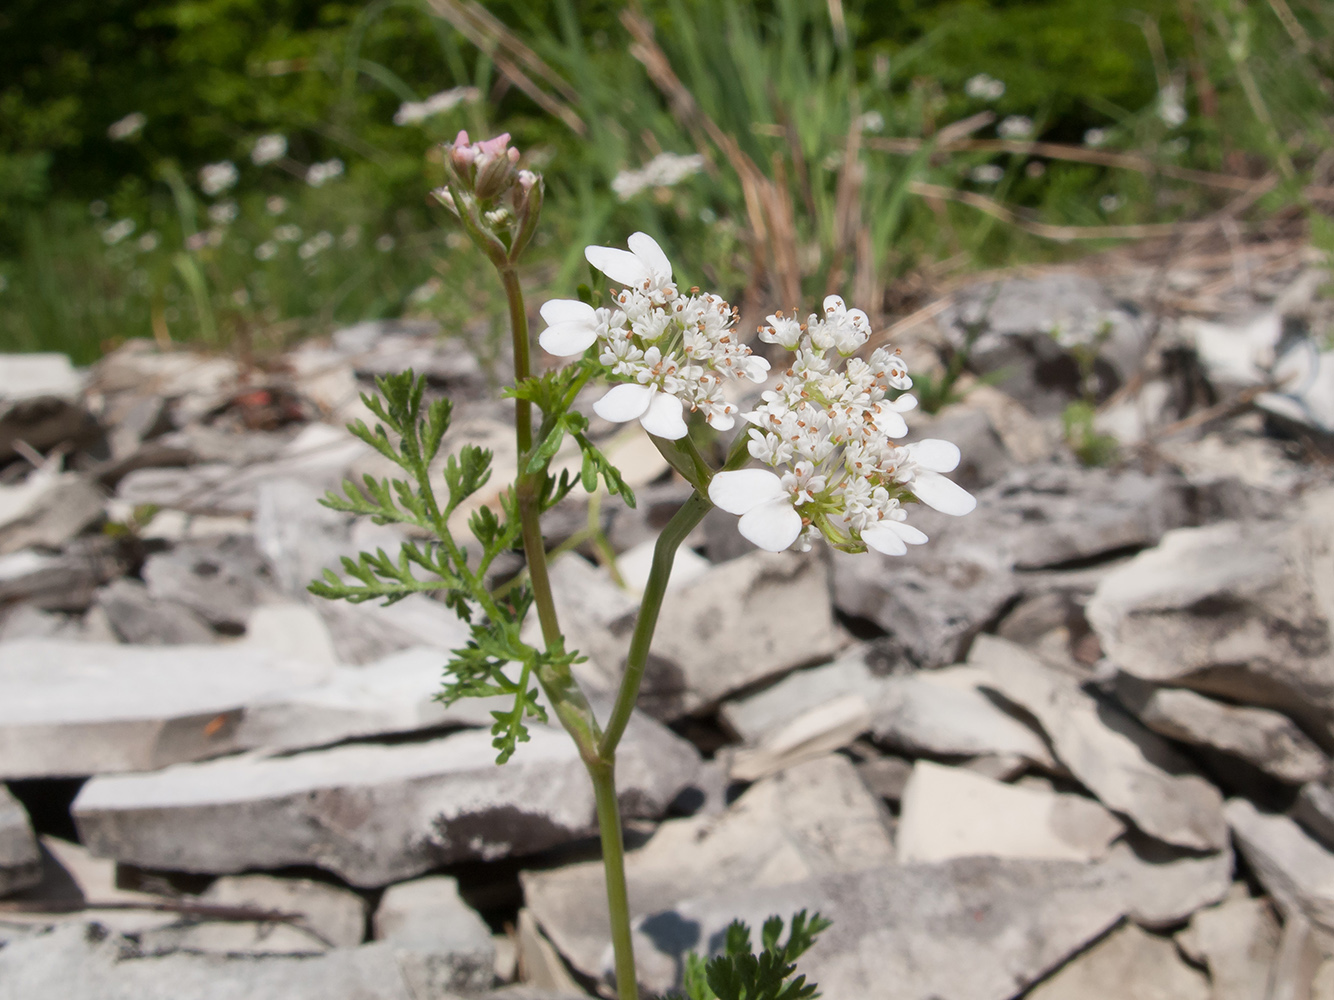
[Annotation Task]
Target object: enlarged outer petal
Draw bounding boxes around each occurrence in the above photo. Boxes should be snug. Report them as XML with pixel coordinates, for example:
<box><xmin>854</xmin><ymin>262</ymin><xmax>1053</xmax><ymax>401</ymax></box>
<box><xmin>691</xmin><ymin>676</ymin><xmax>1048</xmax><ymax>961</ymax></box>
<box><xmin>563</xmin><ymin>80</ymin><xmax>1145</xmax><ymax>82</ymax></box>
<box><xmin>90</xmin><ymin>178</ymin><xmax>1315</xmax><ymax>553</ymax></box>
<box><xmin>872</xmin><ymin>405</ymin><xmax>909</xmax><ymax>438</ymax></box>
<box><xmin>862</xmin><ymin>519</ymin><xmax>930</xmax><ymax>556</ymax></box>
<box><xmin>639</xmin><ymin>390</ymin><xmax>688</xmax><ymax>439</ymax></box>
<box><xmin>738</xmin><ymin>497</ymin><xmax>802</xmax><ymax>552</ymax></box>
<box><xmin>708</xmin><ymin>468</ymin><xmax>785</xmax><ymax>515</ymax></box>
<box><xmin>912</xmin><ymin>471</ymin><xmax>977</xmax><ymax>515</ymax></box>
<box><xmin>539</xmin><ymin>298</ymin><xmax>596</xmax><ymax>325</ymax></box>
<box><xmin>627</xmin><ymin>232</ymin><xmax>672</xmax><ymax>282</ymax></box>
<box><xmin>586</xmin><ymin>245</ymin><xmax>652</xmax><ymax>288</ymax></box>
<box><xmin>907</xmin><ymin>438</ymin><xmax>962</xmax><ymax>472</ymax></box>
<box><xmin>594</xmin><ymin>382</ymin><xmax>654</xmax><ymax>423</ymax></box>
<box><xmin>539</xmin><ymin>322</ymin><xmax>598</xmax><ymax>357</ymax></box>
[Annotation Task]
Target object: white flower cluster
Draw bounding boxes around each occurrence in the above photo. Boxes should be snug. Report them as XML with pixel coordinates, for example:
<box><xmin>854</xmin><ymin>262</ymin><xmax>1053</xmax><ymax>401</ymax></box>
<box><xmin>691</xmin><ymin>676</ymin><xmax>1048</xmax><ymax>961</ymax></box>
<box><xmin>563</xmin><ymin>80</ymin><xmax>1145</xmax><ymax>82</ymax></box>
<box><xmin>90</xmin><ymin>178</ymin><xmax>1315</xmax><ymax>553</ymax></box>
<box><xmin>708</xmin><ymin>296</ymin><xmax>975</xmax><ymax>554</ymax></box>
<box><xmin>393</xmin><ymin>86</ymin><xmax>480</xmax><ymax>126</ymax></box>
<box><xmin>539</xmin><ymin>233</ymin><xmax>768</xmax><ymax>439</ymax></box>
<box><xmin>965</xmin><ymin>73</ymin><xmax>1005</xmax><ymax>101</ymax></box>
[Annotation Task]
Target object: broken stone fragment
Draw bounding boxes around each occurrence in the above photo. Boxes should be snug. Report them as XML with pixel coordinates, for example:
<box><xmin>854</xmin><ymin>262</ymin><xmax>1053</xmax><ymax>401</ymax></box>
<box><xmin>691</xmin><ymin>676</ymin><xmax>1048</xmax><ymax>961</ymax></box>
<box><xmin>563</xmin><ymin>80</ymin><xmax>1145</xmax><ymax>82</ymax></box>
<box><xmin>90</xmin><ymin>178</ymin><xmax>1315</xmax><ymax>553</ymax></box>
<box><xmin>1226</xmin><ymin>797</ymin><xmax>1334</xmax><ymax>932</ymax></box>
<box><xmin>0</xmin><ymin>639</ymin><xmax>327</xmax><ymax>780</ymax></box>
<box><xmin>973</xmin><ymin>635</ymin><xmax>1228</xmax><ymax>851</ymax></box>
<box><xmin>95</xmin><ymin>578</ymin><xmax>217</xmax><ymax>645</ymax></box>
<box><xmin>896</xmin><ymin>761</ymin><xmax>1124</xmax><ymax>864</ymax></box>
<box><xmin>1177</xmin><ymin>891</ymin><xmax>1280</xmax><ymax>1000</ymax></box>
<box><xmin>374</xmin><ymin>875</ymin><xmax>495</xmax><ymax>994</ymax></box>
<box><xmin>1115</xmin><ymin>674</ymin><xmax>1327</xmax><ymax>784</ymax></box>
<box><xmin>1026</xmin><ymin>922</ymin><xmax>1209</xmax><ymax>1000</ymax></box>
<box><xmin>0</xmin><ymin>785</ymin><xmax>40</xmax><ymax>898</ymax></box>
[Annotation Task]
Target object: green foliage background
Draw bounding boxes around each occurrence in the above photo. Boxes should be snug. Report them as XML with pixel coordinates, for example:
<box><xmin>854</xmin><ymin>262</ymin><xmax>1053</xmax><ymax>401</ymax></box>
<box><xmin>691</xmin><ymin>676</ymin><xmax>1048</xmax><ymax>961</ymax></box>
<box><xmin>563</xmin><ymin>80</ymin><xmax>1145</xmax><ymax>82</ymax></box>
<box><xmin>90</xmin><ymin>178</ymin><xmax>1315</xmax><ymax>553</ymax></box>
<box><xmin>1</xmin><ymin>0</ymin><xmax>1329</xmax><ymax>361</ymax></box>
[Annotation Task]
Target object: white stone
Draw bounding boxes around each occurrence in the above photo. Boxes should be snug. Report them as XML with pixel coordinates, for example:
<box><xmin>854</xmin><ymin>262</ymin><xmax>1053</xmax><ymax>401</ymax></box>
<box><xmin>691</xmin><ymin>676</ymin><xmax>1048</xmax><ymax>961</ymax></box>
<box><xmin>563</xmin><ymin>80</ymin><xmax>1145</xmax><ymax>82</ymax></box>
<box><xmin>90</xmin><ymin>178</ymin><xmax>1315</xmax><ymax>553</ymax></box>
<box><xmin>0</xmin><ymin>354</ymin><xmax>84</xmax><ymax>401</ymax></box>
<box><xmin>0</xmin><ymin>640</ymin><xmax>327</xmax><ymax>779</ymax></box>
<box><xmin>613</xmin><ymin>536</ymin><xmax>711</xmax><ymax>597</ymax></box>
<box><xmin>0</xmin><ymin>785</ymin><xmax>40</xmax><ymax>897</ymax></box>
<box><xmin>896</xmin><ymin>761</ymin><xmax>1124</xmax><ymax>864</ymax></box>
<box><xmin>375</xmin><ymin>875</ymin><xmax>495</xmax><ymax>993</ymax></box>
<box><xmin>1026</xmin><ymin>922</ymin><xmax>1209</xmax><ymax>1000</ymax></box>
<box><xmin>1226</xmin><ymin>798</ymin><xmax>1334</xmax><ymax>932</ymax></box>
<box><xmin>1178</xmin><ymin>892</ymin><xmax>1280</xmax><ymax>1000</ymax></box>
<box><xmin>522</xmin><ymin>755</ymin><xmax>893</xmax><ymax>982</ymax></box>
<box><xmin>730</xmin><ymin>694</ymin><xmax>871</xmax><ymax>782</ymax></box>
<box><xmin>973</xmin><ymin>635</ymin><xmax>1228</xmax><ymax>851</ymax></box>
<box><xmin>242</xmin><ymin>603</ymin><xmax>339</xmax><ymax>668</ymax></box>
<box><xmin>73</xmin><ymin>722</ymin><xmax>696</xmax><ymax>887</ymax></box>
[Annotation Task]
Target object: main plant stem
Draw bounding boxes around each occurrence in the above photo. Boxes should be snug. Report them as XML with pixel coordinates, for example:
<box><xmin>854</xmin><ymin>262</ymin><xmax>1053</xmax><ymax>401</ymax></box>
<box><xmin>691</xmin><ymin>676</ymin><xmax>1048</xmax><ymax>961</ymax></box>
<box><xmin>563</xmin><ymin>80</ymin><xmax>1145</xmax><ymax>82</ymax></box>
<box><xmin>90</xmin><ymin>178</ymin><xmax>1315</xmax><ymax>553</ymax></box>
<box><xmin>500</xmin><ymin>266</ymin><xmax>717</xmax><ymax>999</ymax></box>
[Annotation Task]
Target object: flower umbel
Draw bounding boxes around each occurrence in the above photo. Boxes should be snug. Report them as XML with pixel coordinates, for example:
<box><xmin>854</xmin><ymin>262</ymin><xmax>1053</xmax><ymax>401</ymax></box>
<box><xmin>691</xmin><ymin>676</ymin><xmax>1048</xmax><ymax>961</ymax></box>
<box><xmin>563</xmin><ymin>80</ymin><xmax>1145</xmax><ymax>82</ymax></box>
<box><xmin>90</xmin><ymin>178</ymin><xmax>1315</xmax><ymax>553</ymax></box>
<box><xmin>539</xmin><ymin>232</ymin><xmax>769</xmax><ymax>440</ymax></box>
<box><xmin>709</xmin><ymin>295</ymin><xmax>976</xmax><ymax>553</ymax></box>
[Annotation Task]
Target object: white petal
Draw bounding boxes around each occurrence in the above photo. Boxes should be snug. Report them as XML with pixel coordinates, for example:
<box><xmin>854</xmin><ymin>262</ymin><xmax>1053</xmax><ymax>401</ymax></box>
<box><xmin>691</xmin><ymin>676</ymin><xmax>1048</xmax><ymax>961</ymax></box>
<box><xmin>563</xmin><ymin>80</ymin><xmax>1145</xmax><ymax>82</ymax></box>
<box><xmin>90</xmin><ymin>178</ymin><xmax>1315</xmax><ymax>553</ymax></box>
<box><xmin>708</xmin><ymin>469</ymin><xmax>785</xmax><ymax>515</ymax></box>
<box><xmin>822</xmin><ymin>294</ymin><xmax>846</xmax><ymax>313</ymax></box>
<box><xmin>593</xmin><ymin>382</ymin><xmax>654</xmax><ymax>423</ymax></box>
<box><xmin>539</xmin><ymin>298</ymin><xmax>596</xmax><ymax>326</ymax></box>
<box><xmin>738</xmin><ymin>498</ymin><xmax>803</xmax><ymax>552</ymax></box>
<box><xmin>585</xmin><ymin>245</ymin><xmax>651</xmax><ymax>287</ymax></box>
<box><xmin>873</xmin><ymin>407</ymin><xmax>909</xmax><ymax>438</ymax></box>
<box><xmin>639</xmin><ymin>390</ymin><xmax>688</xmax><ymax>440</ymax></box>
<box><xmin>890</xmin><ymin>393</ymin><xmax>918</xmax><ymax>412</ymax></box>
<box><xmin>861</xmin><ymin>524</ymin><xmax>908</xmax><ymax>556</ymax></box>
<box><xmin>883</xmin><ymin>520</ymin><xmax>929</xmax><ymax>545</ymax></box>
<box><xmin>911</xmin><ymin>471</ymin><xmax>977</xmax><ymax>515</ymax></box>
<box><xmin>908</xmin><ymin>438</ymin><xmax>962</xmax><ymax>472</ymax></box>
<box><xmin>705</xmin><ymin>411</ymin><xmax>735</xmax><ymax>431</ymax></box>
<box><xmin>539</xmin><ymin>321</ymin><xmax>599</xmax><ymax>357</ymax></box>
<box><xmin>627</xmin><ymin>232</ymin><xmax>672</xmax><ymax>281</ymax></box>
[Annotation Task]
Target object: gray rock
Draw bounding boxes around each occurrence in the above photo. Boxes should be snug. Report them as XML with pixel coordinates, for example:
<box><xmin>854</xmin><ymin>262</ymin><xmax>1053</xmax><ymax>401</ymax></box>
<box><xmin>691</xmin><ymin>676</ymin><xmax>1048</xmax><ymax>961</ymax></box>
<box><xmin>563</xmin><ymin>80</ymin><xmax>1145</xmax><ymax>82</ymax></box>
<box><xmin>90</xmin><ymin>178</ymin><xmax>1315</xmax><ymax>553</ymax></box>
<box><xmin>332</xmin><ymin>320</ymin><xmax>484</xmax><ymax>389</ymax></box>
<box><xmin>854</xmin><ymin>755</ymin><xmax>914</xmax><ymax>802</ymax></box>
<box><xmin>1226</xmin><ymin>797</ymin><xmax>1334</xmax><ymax>932</ymax></box>
<box><xmin>72</xmin><ymin>723</ymin><xmax>696</xmax><ymax>887</ymax></box>
<box><xmin>1115</xmin><ymin>675</ymin><xmax>1327</xmax><ymax>784</ymax></box>
<box><xmin>0</xmin><ymin>785</ymin><xmax>40</xmax><ymax>897</ymax></box>
<box><xmin>1086</xmin><ymin>493</ymin><xmax>1334</xmax><ymax>743</ymax></box>
<box><xmin>939</xmin><ymin>273</ymin><xmax>1146</xmax><ymax>414</ymax></box>
<box><xmin>1269</xmin><ymin>913</ymin><xmax>1324</xmax><ymax>1000</ymax></box>
<box><xmin>896</xmin><ymin>761</ymin><xmax>1123</xmax><ymax>864</ymax></box>
<box><xmin>0</xmin><ymin>541</ymin><xmax>123</xmax><ymax>612</ymax></box>
<box><xmin>0</xmin><ymin>639</ymin><xmax>326</xmax><ymax>779</ymax></box>
<box><xmin>0</xmin><ymin>466</ymin><xmax>103</xmax><ymax>555</ymax></box>
<box><xmin>730</xmin><ymin>695</ymin><xmax>872</xmax><ymax>782</ymax></box>
<box><xmin>95</xmin><ymin>579</ymin><xmax>217</xmax><ymax>645</ymax></box>
<box><xmin>521</xmin><ymin>755</ymin><xmax>893</xmax><ymax>983</ymax></box>
<box><xmin>718</xmin><ymin>648</ymin><xmax>888</xmax><ymax>743</ymax></box>
<box><xmin>1026</xmin><ymin>922</ymin><xmax>1209</xmax><ymax>1000</ymax></box>
<box><xmin>909</xmin><ymin>406</ymin><xmax>1011</xmax><ymax>490</ymax></box>
<box><xmin>626</xmin><ymin>855</ymin><xmax>1134</xmax><ymax>998</ymax></box>
<box><xmin>0</xmin><ymin>352</ymin><xmax>84</xmax><ymax>402</ymax></box>
<box><xmin>142</xmin><ymin>539</ymin><xmax>274</xmax><ymax>630</ymax></box>
<box><xmin>118</xmin><ymin>423</ymin><xmax>368</xmax><ymax>516</ymax></box>
<box><xmin>0</xmin><ymin>355</ymin><xmax>94</xmax><ymax>461</ymax></box>
<box><xmin>973</xmin><ymin>636</ymin><xmax>1229</xmax><ymax>851</ymax></box>
<box><xmin>1100</xmin><ymin>838</ymin><xmax>1233</xmax><ymax>929</ymax></box>
<box><xmin>1296</xmin><ymin>780</ymin><xmax>1334</xmax><ymax>850</ymax></box>
<box><xmin>515</xmin><ymin>909</ymin><xmax>589</xmax><ymax>997</ymax></box>
<box><xmin>1177</xmin><ymin>892</ymin><xmax>1280</xmax><ymax>1000</ymax></box>
<box><xmin>374</xmin><ymin>875</ymin><xmax>495</xmax><ymax>993</ymax></box>
<box><xmin>0</xmin><ymin>922</ymin><xmax>413</xmax><ymax>1000</ymax></box>
<box><xmin>140</xmin><ymin>874</ymin><xmax>368</xmax><ymax>956</ymax></box>
<box><xmin>549</xmin><ymin>549</ymin><xmax>840</xmax><ymax>720</ymax></box>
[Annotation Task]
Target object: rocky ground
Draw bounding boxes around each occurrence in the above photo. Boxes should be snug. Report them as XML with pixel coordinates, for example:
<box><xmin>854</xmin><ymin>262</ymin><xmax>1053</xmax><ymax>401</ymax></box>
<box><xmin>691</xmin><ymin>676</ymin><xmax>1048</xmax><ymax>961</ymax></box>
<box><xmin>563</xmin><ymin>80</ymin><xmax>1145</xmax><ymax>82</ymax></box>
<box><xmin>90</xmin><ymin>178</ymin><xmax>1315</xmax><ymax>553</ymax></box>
<box><xmin>1</xmin><ymin>241</ymin><xmax>1333</xmax><ymax>1000</ymax></box>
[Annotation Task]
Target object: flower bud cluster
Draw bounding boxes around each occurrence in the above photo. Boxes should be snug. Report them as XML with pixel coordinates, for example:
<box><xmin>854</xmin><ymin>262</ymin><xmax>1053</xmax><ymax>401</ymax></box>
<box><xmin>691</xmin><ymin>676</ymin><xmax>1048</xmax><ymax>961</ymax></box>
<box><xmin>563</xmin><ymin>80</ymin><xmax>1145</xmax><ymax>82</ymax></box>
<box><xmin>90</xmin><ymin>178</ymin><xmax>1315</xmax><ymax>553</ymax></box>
<box><xmin>436</xmin><ymin>131</ymin><xmax>542</xmax><ymax>265</ymax></box>
<box><xmin>709</xmin><ymin>295</ymin><xmax>976</xmax><ymax>554</ymax></box>
<box><xmin>539</xmin><ymin>233</ymin><xmax>769</xmax><ymax>440</ymax></box>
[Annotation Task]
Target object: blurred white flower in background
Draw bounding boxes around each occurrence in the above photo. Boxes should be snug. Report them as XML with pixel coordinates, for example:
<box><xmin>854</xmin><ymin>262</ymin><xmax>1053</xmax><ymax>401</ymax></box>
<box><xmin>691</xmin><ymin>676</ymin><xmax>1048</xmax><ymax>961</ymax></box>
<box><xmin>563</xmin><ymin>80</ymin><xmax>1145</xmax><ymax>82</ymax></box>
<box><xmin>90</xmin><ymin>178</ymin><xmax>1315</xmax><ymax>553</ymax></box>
<box><xmin>1099</xmin><ymin>194</ymin><xmax>1122</xmax><ymax>213</ymax></box>
<box><xmin>611</xmin><ymin>152</ymin><xmax>706</xmax><ymax>201</ymax></box>
<box><xmin>298</xmin><ymin>231</ymin><xmax>334</xmax><ymax>259</ymax></box>
<box><xmin>137</xmin><ymin>232</ymin><xmax>160</xmax><ymax>252</ymax></box>
<box><xmin>199</xmin><ymin>161</ymin><xmax>239</xmax><ymax>196</ymax></box>
<box><xmin>857</xmin><ymin>110</ymin><xmax>885</xmax><ymax>133</ymax></box>
<box><xmin>305</xmin><ymin>159</ymin><xmax>344</xmax><ymax>187</ymax></box>
<box><xmin>393</xmin><ymin>86</ymin><xmax>480</xmax><ymax>126</ymax></box>
<box><xmin>251</xmin><ymin>134</ymin><xmax>288</xmax><ymax>166</ymax></box>
<box><xmin>965</xmin><ymin>73</ymin><xmax>1005</xmax><ymax>101</ymax></box>
<box><xmin>1163</xmin><ymin>136</ymin><xmax>1190</xmax><ymax>156</ymax></box>
<box><xmin>274</xmin><ymin>224</ymin><xmax>302</xmax><ymax>243</ymax></box>
<box><xmin>108</xmin><ymin>112</ymin><xmax>146</xmax><ymax>141</ymax></box>
<box><xmin>266</xmin><ymin>196</ymin><xmax>287</xmax><ymax>215</ymax></box>
<box><xmin>340</xmin><ymin>225</ymin><xmax>361</xmax><ymax>248</ymax></box>
<box><xmin>375</xmin><ymin>234</ymin><xmax>396</xmax><ymax>252</ymax></box>
<box><xmin>254</xmin><ymin>241</ymin><xmax>279</xmax><ymax>261</ymax></box>
<box><xmin>1083</xmin><ymin>127</ymin><xmax>1108</xmax><ymax>148</ymax></box>
<box><xmin>89</xmin><ymin>200</ymin><xmax>108</xmax><ymax>218</ymax></box>
<box><xmin>407</xmin><ymin>278</ymin><xmax>442</xmax><ymax>304</ymax></box>
<box><xmin>1157</xmin><ymin>83</ymin><xmax>1187</xmax><ymax>128</ymax></box>
<box><xmin>970</xmin><ymin>164</ymin><xmax>1004</xmax><ymax>184</ymax></box>
<box><xmin>998</xmin><ymin>115</ymin><xmax>1034</xmax><ymax>139</ymax></box>
<box><xmin>0</xmin><ymin>275</ymin><xmax>9</xmax><ymax>294</ymax></box>
<box><xmin>102</xmin><ymin>218</ymin><xmax>136</xmax><ymax>245</ymax></box>
<box><xmin>208</xmin><ymin>200</ymin><xmax>239</xmax><ymax>225</ymax></box>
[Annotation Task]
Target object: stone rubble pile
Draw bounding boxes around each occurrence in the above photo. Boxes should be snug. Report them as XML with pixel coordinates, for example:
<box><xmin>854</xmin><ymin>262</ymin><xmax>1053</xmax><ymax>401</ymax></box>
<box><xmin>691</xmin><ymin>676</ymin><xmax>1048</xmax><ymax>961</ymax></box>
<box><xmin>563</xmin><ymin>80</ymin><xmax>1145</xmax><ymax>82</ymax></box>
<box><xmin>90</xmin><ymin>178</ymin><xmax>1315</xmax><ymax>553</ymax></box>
<box><xmin>1</xmin><ymin>258</ymin><xmax>1333</xmax><ymax>1000</ymax></box>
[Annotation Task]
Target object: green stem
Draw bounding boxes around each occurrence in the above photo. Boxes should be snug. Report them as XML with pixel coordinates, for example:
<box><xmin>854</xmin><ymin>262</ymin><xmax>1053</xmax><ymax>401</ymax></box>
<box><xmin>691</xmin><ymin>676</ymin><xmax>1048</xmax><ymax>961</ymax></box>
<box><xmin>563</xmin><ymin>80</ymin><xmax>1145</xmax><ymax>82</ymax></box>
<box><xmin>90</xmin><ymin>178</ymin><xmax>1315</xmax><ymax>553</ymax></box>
<box><xmin>599</xmin><ymin>489</ymin><xmax>712</xmax><ymax>758</ymax></box>
<box><xmin>590</xmin><ymin>760</ymin><xmax>638</xmax><ymax>1000</ymax></box>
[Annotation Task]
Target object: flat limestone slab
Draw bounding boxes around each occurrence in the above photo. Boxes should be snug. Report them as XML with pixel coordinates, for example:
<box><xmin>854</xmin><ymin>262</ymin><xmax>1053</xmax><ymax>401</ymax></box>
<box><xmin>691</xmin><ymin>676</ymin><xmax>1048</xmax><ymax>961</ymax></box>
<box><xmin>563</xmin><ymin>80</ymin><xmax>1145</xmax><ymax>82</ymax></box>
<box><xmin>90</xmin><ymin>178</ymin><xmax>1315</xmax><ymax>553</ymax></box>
<box><xmin>0</xmin><ymin>640</ymin><xmax>327</xmax><ymax>779</ymax></box>
<box><xmin>73</xmin><ymin>722</ymin><xmax>696</xmax><ymax>888</ymax></box>
<box><xmin>0</xmin><ymin>785</ymin><xmax>40</xmax><ymax>897</ymax></box>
